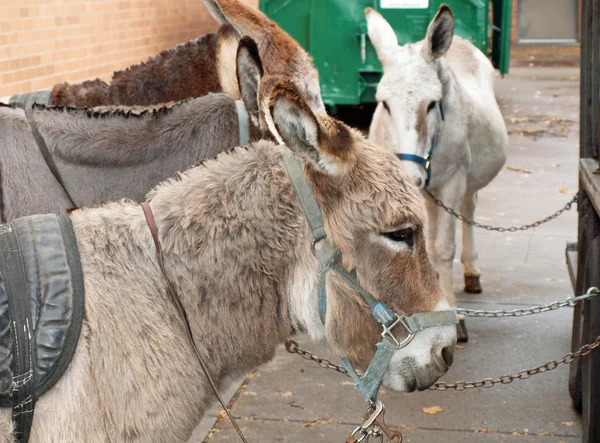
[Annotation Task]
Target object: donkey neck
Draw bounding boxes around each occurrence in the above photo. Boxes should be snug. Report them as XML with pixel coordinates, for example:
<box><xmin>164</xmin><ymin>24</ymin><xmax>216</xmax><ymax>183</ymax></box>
<box><xmin>143</xmin><ymin>141</ymin><xmax>319</xmax><ymax>374</ymax></box>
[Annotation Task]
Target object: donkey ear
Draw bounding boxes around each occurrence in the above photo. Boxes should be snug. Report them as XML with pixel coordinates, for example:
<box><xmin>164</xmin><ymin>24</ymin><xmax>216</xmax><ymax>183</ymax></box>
<box><xmin>203</xmin><ymin>0</ymin><xmax>229</xmax><ymax>24</ymax></box>
<box><xmin>269</xmin><ymin>81</ymin><xmax>355</xmax><ymax>175</ymax></box>
<box><xmin>365</xmin><ymin>7</ymin><xmax>399</xmax><ymax>67</ymax></box>
<box><xmin>203</xmin><ymin>0</ymin><xmax>263</xmax><ymax>39</ymax></box>
<box><xmin>216</xmin><ymin>23</ymin><xmax>242</xmax><ymax>98</ymax></box>
<box><xmin>236</xmin><ymin>36</ymin><xmax>263</xmax><ymax>122</ymax></box>
<box><xmin>422</xmin><ymin>4</ymin><xmax>454</xmax><ymax>61</ymax></box>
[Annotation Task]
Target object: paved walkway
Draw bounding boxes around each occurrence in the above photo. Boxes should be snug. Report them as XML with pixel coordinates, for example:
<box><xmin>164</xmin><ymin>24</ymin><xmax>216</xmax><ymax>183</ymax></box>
<box><xmin>192</xmin><ymin>64</ymin><xmax>583</xmax><ymax>442</ymax></box>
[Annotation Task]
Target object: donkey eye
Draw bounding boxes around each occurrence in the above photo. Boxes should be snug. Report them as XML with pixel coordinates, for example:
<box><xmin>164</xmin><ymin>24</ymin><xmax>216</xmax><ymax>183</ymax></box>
<box><xmin>382</xmin><ymin>101</ymin><xmax>391</xmax><ymax>113</ymax></box>
<box><xmin>427</xmin><ymin>101</ymin><xmax>437</xmax><ymax>113</ymax></box>
<box><xmin>383</xmin><ymin>228</ymin><xmax>414</xmax><ymax>248</ymax></box>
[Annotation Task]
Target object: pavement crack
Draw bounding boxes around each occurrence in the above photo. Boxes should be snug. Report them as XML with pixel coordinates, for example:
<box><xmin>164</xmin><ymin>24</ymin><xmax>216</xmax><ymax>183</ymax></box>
<box><xmin>215</xmin><ymin>416</ymin><xmax>581</xmax><ymax>438</ymax></box>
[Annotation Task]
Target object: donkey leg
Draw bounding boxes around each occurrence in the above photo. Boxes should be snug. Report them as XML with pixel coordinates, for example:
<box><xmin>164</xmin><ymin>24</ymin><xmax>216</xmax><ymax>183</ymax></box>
<box><xmin>460</xmin><ymin>192</ymin><xmax>482</xmax><ymax>294</ymax></box>
<box><xmin>426</xmin><ymin>189</ymin><xmax>468</xmax><ymax>341</ymax></box>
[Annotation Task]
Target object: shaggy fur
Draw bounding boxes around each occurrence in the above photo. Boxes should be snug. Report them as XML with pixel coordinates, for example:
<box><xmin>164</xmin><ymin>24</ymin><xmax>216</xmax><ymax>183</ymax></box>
<box><xmin>0</xmin><ymin>38</ymin><xmax>268</xmax><ymax>223</ymax></box>
<box><xmin>0</xmin><ymin>82</ymin><xmax>454</xmax><ymax>442</ymax></box>
<box><xmin>51</xmin><ymin>24</ymin><xmax>239</xmax><ymax>107</ymax></box>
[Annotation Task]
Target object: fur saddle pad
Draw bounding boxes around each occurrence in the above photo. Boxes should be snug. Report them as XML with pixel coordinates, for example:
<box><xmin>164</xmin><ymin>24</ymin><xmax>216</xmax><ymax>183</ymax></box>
<box><xmin>0</xmin><ymin>214</ymin><xmax>84</xmax><ymax>442</ymax></box>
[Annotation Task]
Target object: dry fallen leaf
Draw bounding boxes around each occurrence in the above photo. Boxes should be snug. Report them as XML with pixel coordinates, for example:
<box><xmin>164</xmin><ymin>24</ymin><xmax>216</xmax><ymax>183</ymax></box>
<box><xmin>561</xmin><ymin>421</ymin><xmax>577</xmax><ymax>427</ymax></box>
<box><xmin>422</xmin><ymin>405</ymin><xmax>443</xmax><ymax>415</ymax></box>
<box><xmin>559</xmin><ymin>188</ymin><xmax>569</xmax><ymax>194</ymax></box>
<box><xmin>281</xmin><ymin>391</ymin><xmax>293</xmax><ymax>397</ymax></box>
<box><xmin>506</xmin><ymin>165</ymin><xmax>532</xmax><ymax>174</ymax></box>
<box><xmin>474</xmin><ymin>428</ymin><xmax>496</xmax><ymax>434</ymax></box>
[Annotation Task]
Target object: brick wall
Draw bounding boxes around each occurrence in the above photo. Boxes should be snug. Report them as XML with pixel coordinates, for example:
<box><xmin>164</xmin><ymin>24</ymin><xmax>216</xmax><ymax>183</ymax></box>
<box><xmin>511</xmin><ymin>0</ymin><xmax>518</xmax><ymax>43</ymax></box>
<box><xmin>0</xmin><ymin>0</ymin><xmax>258</xmax><ymax>98</ymax></box>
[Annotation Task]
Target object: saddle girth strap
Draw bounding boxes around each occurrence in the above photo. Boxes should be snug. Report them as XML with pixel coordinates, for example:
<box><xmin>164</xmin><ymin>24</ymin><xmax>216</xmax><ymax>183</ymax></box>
<box><xmin>24</xmin><ymin>108</ymin><xmax>76</xmax><ymax>208</ymax></box>
<box><xmin>0</xmin><ymin>225</ymin><xmax>36</xmax><ymax>442</ymax></box>
<box><xmin>140</xmin><ymin>202</ymin><xmax>248</xmax><ymax>443</ymax></box>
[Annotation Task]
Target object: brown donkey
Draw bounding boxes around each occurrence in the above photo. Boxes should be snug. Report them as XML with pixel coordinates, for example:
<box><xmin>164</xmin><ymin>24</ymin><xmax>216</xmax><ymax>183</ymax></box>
<box><xmin>10</xmin><ymin>0</ymin><xmax>324</xmax><ymax>112</ymax></box>
<box><xmin>0</xmin><ymin>80</ymin><xmax>455</xmax><ymax>442</ymax></box>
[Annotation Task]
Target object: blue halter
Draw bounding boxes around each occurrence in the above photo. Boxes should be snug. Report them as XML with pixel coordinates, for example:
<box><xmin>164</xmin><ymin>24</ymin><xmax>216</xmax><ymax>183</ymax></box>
<box><xmin>281</xmin><ymin>151</ymin><xmax>458</xmax><ymax>404</ymax></box>
<box><xmin>396</xmin><ymin>100</ymin><xmax>445</xmax><ymax>188</ymax></box>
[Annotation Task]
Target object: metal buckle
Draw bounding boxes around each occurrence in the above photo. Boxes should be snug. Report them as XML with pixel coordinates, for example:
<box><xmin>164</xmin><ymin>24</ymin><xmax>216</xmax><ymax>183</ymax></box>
<box><xmin>424</xmin><ymin>154</ymin><xmax>431</xmax><ymax>173</ymax></box>
<box><xmin>381</xmin><ymin>315</ymin><xmax>415</xmax><ymax>349</ymax></box>
<box><xmin>311</xmin><ymin>238</ymin><xmax>318</xmax><ymax>257</ymax></box>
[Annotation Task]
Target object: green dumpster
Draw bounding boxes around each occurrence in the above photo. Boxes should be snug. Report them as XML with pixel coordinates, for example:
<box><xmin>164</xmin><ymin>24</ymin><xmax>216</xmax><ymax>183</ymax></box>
<box><xmin>259</xmin><ymin>0</ymin><xmax>512</xmax><ymax>111</ymax></box>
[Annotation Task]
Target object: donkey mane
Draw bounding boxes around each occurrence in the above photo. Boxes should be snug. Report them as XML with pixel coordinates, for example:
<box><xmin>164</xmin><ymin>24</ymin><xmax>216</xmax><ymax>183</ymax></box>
<box><xmin>113</xmin><ymin>35</ymin><xmax>214</xmax><ymax>78</ymax></box>
<box><xmin>51</xmin><ymin>23</ymin><xmax>240</xmax><ymax>107</ymax></box>
<box><xmin>31</xmin><ymin>98</ymin><xmax>193</xmax><ymax>120</ymax></box>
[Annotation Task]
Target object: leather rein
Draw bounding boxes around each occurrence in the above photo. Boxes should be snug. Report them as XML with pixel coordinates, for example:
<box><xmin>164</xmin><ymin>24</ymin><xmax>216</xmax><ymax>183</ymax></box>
<box><xmin>140</xmin><ymin>202</ymin><xmax>248</xmax><ymax>443</ymax></box>
<box><xmin>25</xmin><ymin>108</ymin><xmax>77</xmax><ymax>208</ymax></box>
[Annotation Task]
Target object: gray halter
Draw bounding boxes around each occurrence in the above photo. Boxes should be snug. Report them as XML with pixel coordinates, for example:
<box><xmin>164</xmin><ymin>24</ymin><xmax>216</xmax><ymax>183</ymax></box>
<box><xmin>281</xmin><ymin>152</ymin><xmax>457</xmax><ymax>403</ymax></box>
<box><xmin>235</xmin><ymin>100</ymin><xmax>250</xmax><ymax>146</ymax></box>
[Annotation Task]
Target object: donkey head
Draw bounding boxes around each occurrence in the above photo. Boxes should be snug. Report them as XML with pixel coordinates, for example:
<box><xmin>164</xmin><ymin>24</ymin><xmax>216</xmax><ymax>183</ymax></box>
<box><xmin>203</xmin><ymin>0</ymin><xmax>325</xmax><ymax>113</ymax></box>
<box><xmin>366</xmin><ymin>5</ymin><xmax>454</xmax><ymax>189</ymax></box>
<box><xmin>269</xmin><ymin>82</ymin><xmax>456</xmax><ymax>392</ymax></box>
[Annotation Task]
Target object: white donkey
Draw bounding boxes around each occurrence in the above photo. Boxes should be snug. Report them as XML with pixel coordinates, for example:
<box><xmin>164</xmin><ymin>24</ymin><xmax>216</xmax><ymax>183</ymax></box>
<box><xmin>366</xmin><ymin>5</ymin><xmax>508</xmax><ymax>341</ymax></box>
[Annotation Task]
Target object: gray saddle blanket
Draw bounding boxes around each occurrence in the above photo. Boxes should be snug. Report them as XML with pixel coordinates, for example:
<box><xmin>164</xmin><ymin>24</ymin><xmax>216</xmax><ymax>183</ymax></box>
<box><xmin>8</xmin><ymin>90</ymin><xmax>52</xmax><ymax>109</ymax></box>
<box><xmin>0</xmin><ymin>214</ymin><xmax>84</xmax><ymax>440</ymax></box>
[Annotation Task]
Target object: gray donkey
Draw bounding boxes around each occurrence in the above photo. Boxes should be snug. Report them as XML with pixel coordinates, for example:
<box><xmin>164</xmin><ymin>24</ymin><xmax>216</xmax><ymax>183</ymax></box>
<box><xmin>0</xmin><ymin>79</ymin><xmax>456</xmax><ymax>442</ymax></box>
<box><xmin>0</xmin><ymin>37</ymin><xmax>266</xmax><ymax>223</ymax></box>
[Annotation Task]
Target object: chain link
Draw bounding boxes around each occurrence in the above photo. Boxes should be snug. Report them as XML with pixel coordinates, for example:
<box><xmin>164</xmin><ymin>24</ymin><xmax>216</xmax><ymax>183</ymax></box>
<box><xmin>285</xmin><ymin>339</ymin><xmax>351</xmax><ymax>376</ymax></box>
<box><xmin>284</xmin><ymin>287</ymin><xmax>600</xmax><ymax>391</ymax></box>
<box><xmin>284</xmin><ymin>336</ymin><xmax>600</xmax><ymax>392</ymax></box>
<box><xmin>429</xmin><ymin>335</ymin><xmax>600</xmax><ymax>391</ymax></box>
<box><xmin>425</xmin><ymin>190</ymin><xmax>578</xmax><ymax>232</ymax></box>
<box><xmin>457</xmin><ymin>287</ymin><xmax>599</xmax><ymax>317</ymax></box>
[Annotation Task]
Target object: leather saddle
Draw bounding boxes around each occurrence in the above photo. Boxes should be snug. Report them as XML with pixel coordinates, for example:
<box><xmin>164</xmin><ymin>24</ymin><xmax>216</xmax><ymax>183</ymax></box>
<box><xmin>0</xmin><ymin>214</ymin><xmax>84</xmax><ymax>442</ymax></box>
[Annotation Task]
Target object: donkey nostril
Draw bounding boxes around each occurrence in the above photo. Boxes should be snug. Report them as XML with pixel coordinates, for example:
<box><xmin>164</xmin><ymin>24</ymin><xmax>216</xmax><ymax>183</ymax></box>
<box><xmin>441</xmin><ymin>346</ymin><xmax>454</xmax><ymax>368</ymax></box>
<box><xmin>415</xmin><ymin>177</ymin><xmax>423</xmax><ymax>188</ymax></box>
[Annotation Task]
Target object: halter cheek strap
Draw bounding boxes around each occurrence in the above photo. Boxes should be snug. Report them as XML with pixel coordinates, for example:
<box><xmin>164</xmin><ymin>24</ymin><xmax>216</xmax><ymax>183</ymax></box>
<box><xmin>396</xmin><ymin>100</ymin><xmax>445</xmax><ymax>188</ymax></box>
<box><xmin>281</xmin><ymin>152</ymin><xmax>457</xmax><ymax>403</ymax></box>
<box><xmin>235</xmin><ymin>100</ymin><xmax>250</xmax><ymax>146</ymax></box>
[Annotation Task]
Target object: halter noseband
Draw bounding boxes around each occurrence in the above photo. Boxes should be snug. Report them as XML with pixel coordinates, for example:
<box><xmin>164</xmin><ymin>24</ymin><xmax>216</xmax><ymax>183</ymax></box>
<box><xmin>281</xmin><ymin>152</ymin><xmax>457</xmax><ymax>403</ymax></box>
<box><xmin>396</xmin><ymin>100</ymin><xmax>445</xmax><ymax>188</ymax></box>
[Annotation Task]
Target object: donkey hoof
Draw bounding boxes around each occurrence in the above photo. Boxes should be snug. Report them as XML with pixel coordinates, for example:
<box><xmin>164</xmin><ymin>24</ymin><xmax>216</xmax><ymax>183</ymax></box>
<box><xmin>464</xmin><ymin>275</ymin><xmax>482</xmax><ymax>294</ymax></box>
<box><xmin>457</xmin><ymin>318</ymin><xmax>469</xmax><ymax>343</ymax></box>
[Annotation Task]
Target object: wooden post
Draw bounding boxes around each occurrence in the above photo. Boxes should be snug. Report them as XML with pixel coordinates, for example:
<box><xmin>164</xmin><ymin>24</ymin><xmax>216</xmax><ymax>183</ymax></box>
<box><xmin>581</xmin><ymin>2</ymin><xmax>600</xmax><ymax>441</ymax></box>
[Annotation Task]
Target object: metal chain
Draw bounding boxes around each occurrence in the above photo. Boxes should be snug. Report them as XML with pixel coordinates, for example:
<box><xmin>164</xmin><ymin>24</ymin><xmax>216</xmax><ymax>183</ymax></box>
<box><xmin>284</xmin><ymin>336</ymin><xmax>600</xmax><ymax>392</ymax></box>
<box><xmin>284</xmin><ymin>287</ymin><xmax>600</xmax><ymax>390</ymax></box>
<box><xmin>425</xmin><ymin>190</ymin><xmax>578</xmax><ymax>232</ymax></box>
<box><xmin>430</xmin><ymin>334</ymin><xmax>600</xmax><ymax>391</ymax></box>
<box><xmin>285</xmin><ymin>339</ymin><xmax>350</xmax><ymax>376</ymax></box>
<box><xmin>457</xmin><ymin>287</ymin><xmax>599</xmax><ymax>317</ymax></box>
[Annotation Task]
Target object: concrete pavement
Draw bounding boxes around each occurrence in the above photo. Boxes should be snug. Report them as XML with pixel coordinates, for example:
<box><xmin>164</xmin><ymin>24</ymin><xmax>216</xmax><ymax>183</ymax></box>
<box><xmin>193</xmin><ymin>63</ymin><xmax>584</xmax><ymax>443</ymax></box>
